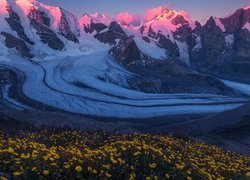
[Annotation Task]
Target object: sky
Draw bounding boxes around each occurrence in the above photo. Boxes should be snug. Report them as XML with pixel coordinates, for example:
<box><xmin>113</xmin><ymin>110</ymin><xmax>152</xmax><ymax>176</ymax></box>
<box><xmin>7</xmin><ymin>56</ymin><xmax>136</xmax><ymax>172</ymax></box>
<box><xmin>38</xmin><ymin>0</ymin><xmax>249</xmax><ymax>23</ymax></box>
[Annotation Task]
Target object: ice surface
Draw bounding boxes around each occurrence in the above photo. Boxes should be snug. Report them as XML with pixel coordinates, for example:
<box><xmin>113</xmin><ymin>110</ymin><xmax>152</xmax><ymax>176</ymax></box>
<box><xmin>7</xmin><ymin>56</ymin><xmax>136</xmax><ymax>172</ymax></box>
<box><xmin>0</xmin><ymin>52</ymin><xmax>247</xmax><ymax>118</ymax></box>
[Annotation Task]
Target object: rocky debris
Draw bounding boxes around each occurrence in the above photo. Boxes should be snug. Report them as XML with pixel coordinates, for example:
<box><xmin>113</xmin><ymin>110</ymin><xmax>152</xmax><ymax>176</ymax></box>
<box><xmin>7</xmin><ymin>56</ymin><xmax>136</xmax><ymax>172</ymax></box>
<box><xmin>5</xmin><ymin>5</ymin><xmax>34</xmax><ymax>45</ymax></box>
<box><xmin>0</xmin><ymin>32</ymin><xmax>33</xmax><ymax>58</ymax></box>
<box><xmin>28</xmin><ymin>9</ymin><xmax>65</xmax><ymax>51</ymax></box>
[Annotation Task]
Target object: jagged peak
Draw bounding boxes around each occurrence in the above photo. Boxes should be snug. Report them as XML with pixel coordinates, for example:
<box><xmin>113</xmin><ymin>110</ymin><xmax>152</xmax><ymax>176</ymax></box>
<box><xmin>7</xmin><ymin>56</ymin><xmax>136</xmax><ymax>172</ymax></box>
<box><xmin>204</xmin><ymin>16</ymin><xmax>226</xmax><ymax>31</ymax></box>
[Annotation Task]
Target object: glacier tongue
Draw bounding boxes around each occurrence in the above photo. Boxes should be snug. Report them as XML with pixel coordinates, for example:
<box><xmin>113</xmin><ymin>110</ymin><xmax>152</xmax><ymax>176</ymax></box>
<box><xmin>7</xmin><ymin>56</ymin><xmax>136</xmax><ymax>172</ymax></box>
<box><xmin>0</xmin><ymin>53</ymin><xmax>247</xmax><ymax>118</ymax></box>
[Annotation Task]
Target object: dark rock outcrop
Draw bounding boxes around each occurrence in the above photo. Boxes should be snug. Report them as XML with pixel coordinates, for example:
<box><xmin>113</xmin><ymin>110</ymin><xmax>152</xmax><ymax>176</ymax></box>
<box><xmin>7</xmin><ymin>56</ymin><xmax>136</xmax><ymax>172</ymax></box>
<box><xmin>109</xmin><ymin>37</ymin><xmax>141</xmax><ymax>67</ymax></box>
<box><xmin>191</xmin><ymin>17</ymin><xmax>226</xmax><ymax>69</ymax></box>
<box><xmin>172</xmin><ymin>14</ymin><xmax>188</xmax><ymax>26</ymax></box>
<box><xmin>157</xmin><ymin>33</ymin><xmax>180</xmax><ymax>59</ymax></box>
<box><xmin>5</xmin><ymin>5</ymin><xmax>34</xmax><ymax>45</ymax></box>
<box><xmin>28</xmin><ymin>8</ymin><xmax>50</xmax><ymax>27</ymax></box>
<box><xmin>95</xmin><ymin>21</ymin><xmax>127</xmax><ymax>44</ymax></box>
<box><xmin>1</xmin><ymin>32</ymin><xmax>33</xmax><ymax>58</ymax></box>
<box><xmin>83</xmin><ymin>20</ymin><xmax>107</xmax><ymax>34</ymax></box>
<box><xmin>190</xmin><ymin>8</ymin><xmax>250</xmax><ymax>79</ymax></box>
<box><xmin>58</xmin><ymin>11</ymin><xmax>79</xmax><ymax>43</ymax></box>
<box><xmin>28</xmin><ymin>9</ymin><xmax>65</xmax><ymax>51</ymax></box>
<box><xmin>220</xmin><ymin>8</ymin><xmax>250</xmax><ymax>33</ymax></box>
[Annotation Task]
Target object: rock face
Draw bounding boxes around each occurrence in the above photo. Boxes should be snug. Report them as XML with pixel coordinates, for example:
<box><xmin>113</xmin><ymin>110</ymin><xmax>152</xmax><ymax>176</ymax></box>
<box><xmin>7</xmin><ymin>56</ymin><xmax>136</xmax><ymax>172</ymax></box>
<box><xmin>83</xmin><ymin>20</ymin><xmax>107</xmax><ymax>34</ymax></box>
<box><xmin>109</xmin><ymin>35</ymin><xmax>236</xmax><ymax>95</ymax></box>
<box><xmin>191</xmin><ymin>17</ymin><xmax>226</xmax><ymax>69</ymax></box>
<box><xmin>157</xmin><ymin>33</ymin><xmax>180</xmax><ymax>59</ymax></box>
<box><xmin>220</xmin><ymin>8</ymin><xmax>250</xmax><ymax>33</ymax></box>
<box><xmin>58</xmin><ymin>12</ymin><xmax>79</xmax><ymax>43</ymax></box>
<box><xmin>1</xmin><ymin>32</ymin><xmax>33</xmax><ymax>58</ymax></box>
<box><xmin>5</xmin><ymin>5</ymin><xmax>34</xmax><ymax>45</ymax></box>
<box><xmin>95</xmin><ymin>21</ymin><xmax>127</xmax><ymax>44</ymax></box>
<box><xmin>109</xmin><ymin>37</ymin><xmax>142</xmax><ymax>67</ymax></box>
<box><xmin>191</xmin><ymin>8</ymin><xmax>250</xmax><ymax>79</ymax></box>
<box><xmin>28</xmin><ymin>9</ymin><xmax>65</xmax><ymax>51</ymax></box>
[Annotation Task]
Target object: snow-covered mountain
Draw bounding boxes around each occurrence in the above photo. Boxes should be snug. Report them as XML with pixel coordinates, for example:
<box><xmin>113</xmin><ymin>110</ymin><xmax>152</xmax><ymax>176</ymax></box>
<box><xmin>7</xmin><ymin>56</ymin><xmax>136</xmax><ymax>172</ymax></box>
<box><xmin>0</xmin><ymin>0</ymin><xmax>249</xmax><ymax>118</ymax></box>
<box><xmin>1</xmin><ymin>0</ymin><xmax>249</xmax><ymax>68</ymax></box>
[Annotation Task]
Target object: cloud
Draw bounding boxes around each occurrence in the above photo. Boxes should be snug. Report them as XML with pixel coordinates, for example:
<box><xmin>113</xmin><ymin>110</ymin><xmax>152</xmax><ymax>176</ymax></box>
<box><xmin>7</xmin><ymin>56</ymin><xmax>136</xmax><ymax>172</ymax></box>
<box><xmin>144</xmin><ymin>4</ymin><xmax>172</xmax><ymax>21</ymax></box>
<box><xmin>115</xmin><ymin>12</ymin><xmax>141</xmax><ymax>26</ymax></box>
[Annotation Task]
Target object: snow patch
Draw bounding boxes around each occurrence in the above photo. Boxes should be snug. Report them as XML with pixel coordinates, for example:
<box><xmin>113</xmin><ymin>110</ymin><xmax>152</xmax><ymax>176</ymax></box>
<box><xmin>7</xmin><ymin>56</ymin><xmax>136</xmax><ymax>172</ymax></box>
<box><xmin>193</xmin><ymin>36</ymin><xmax>202</xmax><ymax>50</ymax></box>
<box><xmin>175</xmin><ymin>40</ymin><xmax>190</xmax><ymax>65</ymax></box>
<box><xmin>243</xmin><ymin>22</ymin><xmax>250</xmax><ymax>32</ymax></box>
<box><xmin>134</xmin><ymin>37</ymin><xmax>166</xmax><ymax>59</ymax></box>
<box><xmin>225</xmin><ymin>34</ymin><xmax>234</xmax><ymax>45</ymax></box>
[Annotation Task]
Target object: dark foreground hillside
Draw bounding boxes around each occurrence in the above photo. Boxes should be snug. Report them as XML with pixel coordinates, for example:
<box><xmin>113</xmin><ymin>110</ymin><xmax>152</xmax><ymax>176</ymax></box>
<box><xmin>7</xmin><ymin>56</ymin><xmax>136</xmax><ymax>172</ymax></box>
<box><xmin>0</xmin><ymin>126</ymin><xmax>249</xmax><ymax>180</ymax></box>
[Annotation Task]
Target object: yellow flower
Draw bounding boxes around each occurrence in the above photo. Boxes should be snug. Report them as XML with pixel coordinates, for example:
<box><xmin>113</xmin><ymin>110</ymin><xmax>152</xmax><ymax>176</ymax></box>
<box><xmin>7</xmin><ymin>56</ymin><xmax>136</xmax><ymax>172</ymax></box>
<box><xmin>175</xmin><ymin>164</ymin><xmax>184</xmax><ymax>170</ymax></box>
<box><xmin>146</xmin><ymin>177</ymin><xmax>151</xmax><ymax>180</ymax></box>
<box><xmin>75</xmin><ymin>166</ymin><xmax>82</xmax><ymax>172</ymax></box>
<box><xmin>134</xmin><ymin>151</ymin><xmax>141</xmax><ymax>156</ymax></box>
<box><xmin>187</xmin><ymin>177</ymin><xmax>192</xmax><ymax>180</ymax></box>
<box><xmin>110</xmin><ymin>157</ymin><xmax>118</xmax><ymax>164</ymax></box>
<box><xmin>1</xmin><ymin>176</ymin><xmax>7</xmax><ymax>180</ymax></box>
<box><xmin>31</xmin><ymin>167</ymin><xmax>37</xmax><ymax>172</ymax></box>
<box><xmin>87</xmin><ymin>167</ymin><xmax>93</xmax><ymax>171</ymax></box>
<box><xmin>149</xmin><ymin>163</ymin><xmax>156</xmax><ymax>169</ymax></box>
<box><xmin>106</xmin><ymin>173</ymin><xmax>111</xmax><ymax>177</ymax></box>
<box><xmin>8</xmin><ymin>147</ymin><xmax>14</xmax><ymax>153</ymax></box>
<box><xmin>13</xmin><ymin>172</ymin><xmax>22</xmax><ymax>176</ymax></box>
<box><xmin>93</xmin><ymin>169</ymin><xmax>98</xmax><ymax>174</ymax></box>
<box><xmin>43</xmin><ymin>170</ymin><xmax>50</xmax><ymax>175</ymax></box>
<box><xmin>64</xmin><ymin>164</ymin><xmax>70</xmax><ymax>169</ymax></box>
<box><xmin>165</xmin><ymin>173</ymin><xmax>170</xmax><ymax>179</ymax></box>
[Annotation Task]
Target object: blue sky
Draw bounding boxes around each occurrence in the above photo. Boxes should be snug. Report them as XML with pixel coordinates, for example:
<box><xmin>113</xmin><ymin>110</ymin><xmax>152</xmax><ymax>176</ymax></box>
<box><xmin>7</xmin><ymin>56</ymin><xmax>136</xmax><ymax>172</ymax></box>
<box><xmin>38</xmin><ymin>0</ymin><xmax>249</xmax><ymax>22</ymax></box>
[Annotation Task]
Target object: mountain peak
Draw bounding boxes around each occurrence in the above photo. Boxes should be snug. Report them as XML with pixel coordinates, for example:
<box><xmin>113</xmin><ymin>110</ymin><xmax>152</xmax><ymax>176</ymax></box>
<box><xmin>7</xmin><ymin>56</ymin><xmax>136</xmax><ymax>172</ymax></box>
<box><xmin>154</xmin><ymin>9</ymin><xmax>176</xmax><ymax>21</ymax></box>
